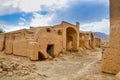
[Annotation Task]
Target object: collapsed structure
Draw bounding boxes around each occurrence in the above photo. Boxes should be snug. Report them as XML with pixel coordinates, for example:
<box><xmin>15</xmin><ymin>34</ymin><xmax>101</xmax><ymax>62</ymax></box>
<box><xmin>79</xmin><ymin>31</ymin><xmax>96</xmax><ymax>49</ymax></box>
<box><xmin>0</xmin><ymin>21</ymin><xmax>101</xmax><ymax>60</ymax></box>
<box><xmin>102</xmin><ymin>0</ymin><xmax>120</xmax><ymax>74</ymax></box>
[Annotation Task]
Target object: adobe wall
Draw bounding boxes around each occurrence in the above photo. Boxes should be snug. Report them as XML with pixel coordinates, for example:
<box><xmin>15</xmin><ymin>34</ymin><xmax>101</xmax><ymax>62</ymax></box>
<box><xmin>0</xmin><ymin>21</ymin><xmax>98</xmax><ymax>61</ymax></box>
<box><xmin>79</xmin><ymin>31</ymin><xmax>95</xmax><ymax>49</ymax></box>
<box><xmin>61</xmin><ymin>21</ymin><xmax>79</xmax><ymax>51</ymax></box>
<box><xmin>84</xmin><ymin>32</ymin><xmax>90</xmax><ymax>49</ymax></box>
<box><xmin>4</xmin><ymin>32</ymin><xmax>14</xmax><ymax>54</ymax></box>
<box><xmin>79</xmin><ymin>32</ymin><xmax>86</xmax><ymax>48</ymax></box>
<box><xmin>53</xmin><ymin>21</ymin><xmax>80</xmax><ymax>51</ymax></box>
<box><xmin>95</xmin><ymin>37</ymin><xmax>101</xmax><ymax>47</ymax></box>
<box><xmin>34</xmin><ymin>27</ymin><xmax>62</xmax><ymax>58</ymax></box>
<box><xmin>0</xmin><ymin>34</ymin><xmax>5</xmax><ymax>51</ymax></box>
<box><xmin>13</xmin><ymin>29</ymin><xmax>30</xmax><ymax>57</ymax></box>
<box><xmin>102</xmin><ymin>0</ymin><xmax>120</xmax><ymax>74</ymax></box>
<box><xmin>1</xmin><ymin>22</ymin><xmax>80</xmax><ymax>60</ymax></box>
<box><xmin>3</xmin><ymin>28</ymin><xmax>51</xmax><ymax>60</ymax></box>
<box><xmin>12</xmin><ymin>28</ymin><xmax>52</xmax><ymax>60</ymax></box>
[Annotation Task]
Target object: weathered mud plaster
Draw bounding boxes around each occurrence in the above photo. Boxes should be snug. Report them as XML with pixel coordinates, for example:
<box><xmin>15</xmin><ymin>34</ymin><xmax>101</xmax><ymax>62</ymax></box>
<box><xmin>102</xmin><ymin>0</ymin><xmax>120</xmax><ymax>74</ymax></box>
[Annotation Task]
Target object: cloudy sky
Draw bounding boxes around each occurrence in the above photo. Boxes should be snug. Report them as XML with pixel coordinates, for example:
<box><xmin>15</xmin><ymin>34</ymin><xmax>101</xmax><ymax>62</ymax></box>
<box><xmin>0</xmin><ymin>0</ymin><xmax>110</xmax><ymax>34</ymax></box>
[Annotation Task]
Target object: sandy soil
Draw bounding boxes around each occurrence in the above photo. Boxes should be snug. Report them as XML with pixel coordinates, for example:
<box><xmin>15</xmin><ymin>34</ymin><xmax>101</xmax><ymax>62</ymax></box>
<box><xmin>0</xmin><ymin>48</ymin><xmax>115</xmax><ymax>80</ymax></box>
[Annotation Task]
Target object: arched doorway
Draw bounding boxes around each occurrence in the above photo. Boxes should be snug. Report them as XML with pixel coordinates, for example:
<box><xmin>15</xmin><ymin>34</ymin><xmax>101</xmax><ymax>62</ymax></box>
<box><xmin>66</xmin><ymin>27</ymin><xmax>77</xmax><ymax>51</ymax></box>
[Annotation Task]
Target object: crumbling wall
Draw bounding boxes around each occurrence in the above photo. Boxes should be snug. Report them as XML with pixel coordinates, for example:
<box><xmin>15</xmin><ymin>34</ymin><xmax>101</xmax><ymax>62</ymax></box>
<box><xmin>79</xmin><ymin>38</ymin><xmax>85</xmax><ymax>48</ymax></box>
<box><xmin>34</xmin><ymin>27</ymin><xmax>62</xmax><ymax>58</ymax></box>
<box><xmin>5</xmin><ymin>32</ymin><xmax>14</xmax><ymax>54</ymax></box>
<box><xmin>61</xmin><ymin>21</ymin><xmax>79</xmax><ymax>51</ymax></box>
<box><xmin>84</xmin><ymin>33</ymin><xmax>90</xmax><ymax>49</ymax></box>
<box><xmin>0</xmin><ymin>34</ymin><xmax>5</xmax><ymax>51</ymax></box>
<box><xmin>95</xmin><ymin>37</ymin><xmax>101</xmax><ymax>47</ymax></box>
<box><xmin>0</xmin><ymin>21</ymin><xmax>97</xmax><ymax>61</ymax></box>
<box><xmin>79</xmin><ymin>32</ymin><xmax>86</xmax><ymax>49</ymax></box>
<box><xmin>28</xmin><ymin>42</ymin><xmax>48</xmax><ymax>60</ymax></box>
<box><xmin>102</xmin><ymin>0</ymin><xmax>120</xmax><ymax>74</ymax></box>
<box><xmin>13</xmin><ymin>29</ymin><xmax>29</xmax><ymax>57</ymax></box>
<box><xmin>79</xmin><ymin>31</ymin><xmax>95</xmax><ymax>49</ymax></box>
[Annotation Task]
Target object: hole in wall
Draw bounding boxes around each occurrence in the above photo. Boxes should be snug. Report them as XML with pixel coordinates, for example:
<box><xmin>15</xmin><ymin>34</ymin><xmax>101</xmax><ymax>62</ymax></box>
<box><xmin>46</xmin><ymin>28</ymin><xmax>51</xmax><ymax>32</ymax></box>
<box><xmin>47</xmin><ymin>44</ymin><xmax>54</xmax><ymax>57</ymax></box>
<box><xmin>57</xmin><ymin>30</ymin><xmax>62</xmax><ymax>35</ymax></box>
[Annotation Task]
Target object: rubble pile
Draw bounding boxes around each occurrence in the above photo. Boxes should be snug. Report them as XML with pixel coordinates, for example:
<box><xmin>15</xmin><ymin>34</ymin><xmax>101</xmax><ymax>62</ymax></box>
<box><xmin>0</xmin><ymin>57</ymin><xmax>36</xmax><ymax>78</ymax></box>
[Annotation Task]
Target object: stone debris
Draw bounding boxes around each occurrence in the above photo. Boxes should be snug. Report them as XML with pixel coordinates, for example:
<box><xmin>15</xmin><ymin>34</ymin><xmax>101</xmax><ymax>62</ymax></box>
<box><xmin>0</xmin><ymin>57</ymin><xmax>37</xmax><ymax>77</ymax></box>
<box><xmin>7</xmin><ymin>71</ymin><xmax>13</xmax><ymax>76</ymax></box>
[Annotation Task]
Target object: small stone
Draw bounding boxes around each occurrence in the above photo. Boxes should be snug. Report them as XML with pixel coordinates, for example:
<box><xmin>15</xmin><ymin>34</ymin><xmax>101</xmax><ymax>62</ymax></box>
<box><xmin>7</xmin><ymin>72</ymin><xmax>13</xmax><ymax>76</ymax></box>
<box><xmin>29</xmin><ymin>64</ymin><xmax>36</xmax><ymax>70</ymax></box>
<box><xmin>53</xmin><ymin>58</ymin><xmax>58</xmax><ymax>61</ymax></box>
<box><xmin>1</xmin><ymin>62</ymin><xmax>11</xmax><ymax>71</ymax></box>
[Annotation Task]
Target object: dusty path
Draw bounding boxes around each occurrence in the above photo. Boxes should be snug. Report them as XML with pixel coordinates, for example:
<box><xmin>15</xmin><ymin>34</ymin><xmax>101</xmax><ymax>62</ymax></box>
<box><xmin>0</xmin><ymin>48</ymin><xmax>115</xmax><ymax>80</ymax></box>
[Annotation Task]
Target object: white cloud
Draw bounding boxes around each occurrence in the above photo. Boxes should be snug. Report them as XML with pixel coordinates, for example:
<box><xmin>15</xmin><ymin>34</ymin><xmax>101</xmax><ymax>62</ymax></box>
<box><xmin>20</xmin><ymin>17</ymin><xmax>26</xmax><ymax>22</ymax></box>
<box><xmin>0</xmin><ymin>0</ymin><xmax>109</xmax><ymax>15</ymax></box>
<box><xmin>77</xmin><ymin>0</ymin><xmax>109</xmax><ymax>4</ymax></box>
<box><xmin>18</xmin><ymin>17</ymin><xmax>26</xmax><ymax>26</ymax></box>
<box><xmin>0</xmin><ymin>24</ymin><xmax>29</xmax><ymax>32</ymax></box>
<box><xmin>18</xmin><ymin>22</ymin><xmax>25</xmax><ymax>26</ymax></box>
<box><xmin>30</xmin><ymin>13</ymin><xmax>56</xmax><ymax>26</ymax></box>
<box><xmin>19</xmin><ymin>0</ymin><xmax>69</xmax><ymax>12</ymax></box>
<box><xmin>81</xmin><ymin>19</ymin><xmax>110</xmax><ymax>34</ymax></box>
<box><xmin>0</xmin><ymin>0</ymin><xmax>19</xmax><ymax>15</ymax></box>
<box><xmin>0</xmin><ymin>0</ymin><xmax>69</xmax><ymax>15</ymax></box>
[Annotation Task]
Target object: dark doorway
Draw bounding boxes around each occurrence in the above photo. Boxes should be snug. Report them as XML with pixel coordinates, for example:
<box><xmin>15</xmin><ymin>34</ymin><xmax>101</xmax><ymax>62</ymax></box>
<box><xmin>47</xmin><ymin>44</ymin><xmax>54</xmax><ymax>57</ymax></box>
<box><xmin>38</xmin><ymin>51</ymin><xmax>45</xmax><ymax>60</ymax></box>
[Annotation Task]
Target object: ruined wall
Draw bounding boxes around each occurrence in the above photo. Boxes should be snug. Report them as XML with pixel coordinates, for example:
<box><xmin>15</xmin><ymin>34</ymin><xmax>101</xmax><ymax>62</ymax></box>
<box><xmin>0</xmin><ymin>21</ymin><xmax>97</xmax><ymax>61</ymax></box>
<box><xmin>79</xmin><ymin>33</ymin><xmax>85</xmax><ymax>48</ymax></box>
<box><xmin>95</xmin><ymin>37</ymin><xmax>101</xmax><ymax>47</ymax></box>
<box><xmin>102</xmin><ymin>0</ymin><xmax>120</xmax><ymax>74</ymax></box>
<box><xmin>3</xmin><ymin>28</ymin><xmax>50</xmax><ymax>60</ymax></box>
<box><xmin>28</xmin><ymin>41</ymin><xmax>49</xmax><ymax>60</ymax></box>
<box><xmin>0</xmin><ymin>22</ymin><xmax>79</xmax><ymax>60</ymax></box>
<box><xmin>13</xmin><ymin>29</ymin><xmax>29</xmax><ymax>57</ymax></box>
<box><xmin>5</xmin><ymin>32</ymin><xmax>14</xmax><ymax>54</ymax></box>
<box><xmin>79</xmin><ymin>39</ymin><xmax>85</xmax><ymax>49</ymax></box>
<box><xmin>84</xmin><ymin>33</ymin><xmax>90</xmax><ymax>49</ymax></box>
<box><xmin>34</xmin><ymin>27</ymin><xmax>62</xmax><ymax>58</ymax></box>
<box><xmin>0</xmin><ymin>34</ymin><xmax>5</xmax><ymax>51</ymax></box>
<box><xmin>79</xmin><ymin>31</ymin><xmax>95</xmax><ymax>49</ymax></box>
<box><xmin>53</xmin><ymin>21</ymin><xmax>80</xmax><ymax>51</ymax></box>
<box><xmin>61</xmin><ymin>21</ymin><xmax>79</xmax><ymax>51</ymax></box>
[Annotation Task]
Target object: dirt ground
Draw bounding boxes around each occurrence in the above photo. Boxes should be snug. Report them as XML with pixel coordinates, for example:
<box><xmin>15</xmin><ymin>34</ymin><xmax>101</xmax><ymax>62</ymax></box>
<box><xmin>0</xmin><ymin>48</ymin><xmax>115</xmax><ymax>80</ymax></box>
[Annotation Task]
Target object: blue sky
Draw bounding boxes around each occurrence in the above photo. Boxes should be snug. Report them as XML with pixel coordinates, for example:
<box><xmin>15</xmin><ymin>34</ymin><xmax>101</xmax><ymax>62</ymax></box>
<box><xmin>0</xmin><ymin>0</ymin><xmax>109</xmax><ymax>34</ymax></box>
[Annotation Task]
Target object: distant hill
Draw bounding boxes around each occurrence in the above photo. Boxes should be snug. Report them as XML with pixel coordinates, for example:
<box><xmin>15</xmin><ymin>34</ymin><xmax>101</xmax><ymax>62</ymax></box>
<box><xmin>93</xmin><ymin>32</ymin><xmax>109</xmax><ymax>42</ymax></box>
